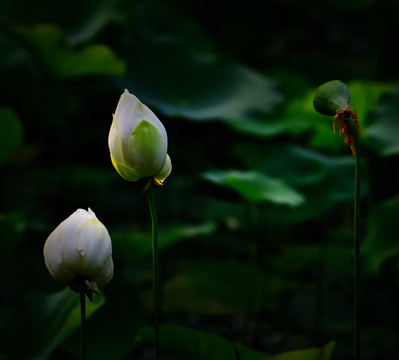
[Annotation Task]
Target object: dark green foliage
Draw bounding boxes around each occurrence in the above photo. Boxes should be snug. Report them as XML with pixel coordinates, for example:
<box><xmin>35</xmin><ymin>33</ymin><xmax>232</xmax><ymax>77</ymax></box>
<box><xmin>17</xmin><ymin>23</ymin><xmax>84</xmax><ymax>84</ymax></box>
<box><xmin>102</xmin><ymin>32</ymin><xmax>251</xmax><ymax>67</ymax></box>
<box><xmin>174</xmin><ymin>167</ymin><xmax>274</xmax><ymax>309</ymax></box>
<box><xmin>1</xmin><ymin>0</ymin><xmax>399</xmax><ymax>359</ymax></box>
<box><xmin>136</xmin><ymin>326</ymin><xmax>335</xmax><ymax>360</ymax></box>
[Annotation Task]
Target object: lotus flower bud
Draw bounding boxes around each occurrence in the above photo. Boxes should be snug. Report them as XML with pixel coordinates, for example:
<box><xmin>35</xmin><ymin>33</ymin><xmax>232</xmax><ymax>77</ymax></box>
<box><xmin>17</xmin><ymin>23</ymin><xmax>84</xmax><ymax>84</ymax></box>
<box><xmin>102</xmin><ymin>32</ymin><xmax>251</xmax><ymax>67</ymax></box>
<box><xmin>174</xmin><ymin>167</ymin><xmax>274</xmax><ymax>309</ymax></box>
<box><xmin>108</xmin><ymin>89</ymin><xmax>172</xmax><ymax>185</ymax></box>
<box><xmin>43</xmin><ymin>208</ymin><xmax>113</xmax><ymax>297</ymax></box>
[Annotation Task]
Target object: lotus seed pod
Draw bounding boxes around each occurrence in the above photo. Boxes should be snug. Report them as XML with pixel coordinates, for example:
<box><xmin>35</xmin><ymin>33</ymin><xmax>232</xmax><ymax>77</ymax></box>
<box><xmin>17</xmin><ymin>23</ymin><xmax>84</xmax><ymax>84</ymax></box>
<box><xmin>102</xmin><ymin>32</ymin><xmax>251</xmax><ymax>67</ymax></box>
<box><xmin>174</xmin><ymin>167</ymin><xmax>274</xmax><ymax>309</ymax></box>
<box><xmin>313</xmin><ymin>80</ymin><xmax>350</xmax><ymax>116</ymax></box>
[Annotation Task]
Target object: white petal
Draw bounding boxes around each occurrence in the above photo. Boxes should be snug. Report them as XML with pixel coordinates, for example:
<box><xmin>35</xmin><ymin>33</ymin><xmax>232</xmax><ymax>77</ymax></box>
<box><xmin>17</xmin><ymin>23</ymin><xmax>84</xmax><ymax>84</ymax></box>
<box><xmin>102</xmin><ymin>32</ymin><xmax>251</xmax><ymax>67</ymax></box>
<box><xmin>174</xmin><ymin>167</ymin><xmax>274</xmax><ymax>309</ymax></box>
<box><xmin>114</xmin><ymin>90</ymin><xmax>140</xmax><ymax>150</ymax></box>
<box><xmin>137</xmin><ymin>100</ymin><xmax>168</xmax><ymax>147</ymax></box>
<box><xmin>108</xmin><ymin>117</ymin><xmax>127</xmax><ymax>164</ymax></box>
<box><xmin>43</xmin><ymin>208</ymin><xmax>113</xmax><ymax>286</ymax></box>
<box><xmin>74</xmin><ymin>218</ymin><xmax>112</xmax><ymax>277</ymax></box>
<box><xmin>44</xmin><ymin>226</ymin><xmax>75</xmax><ymax>284</ymax></box>
<box><xmin>93</xmin><ymin>257</ymin><xmax>114</xmax><ymax>287</ymax></box>
<box><xmin>114</xmin><ymin>89</ymin><xmax>168</xmax><ymax>159</ymax></box>
<box><xmin>154</xmin><ymin>154</ymin><xmax>172</xmax><ymax>183</ymax></box>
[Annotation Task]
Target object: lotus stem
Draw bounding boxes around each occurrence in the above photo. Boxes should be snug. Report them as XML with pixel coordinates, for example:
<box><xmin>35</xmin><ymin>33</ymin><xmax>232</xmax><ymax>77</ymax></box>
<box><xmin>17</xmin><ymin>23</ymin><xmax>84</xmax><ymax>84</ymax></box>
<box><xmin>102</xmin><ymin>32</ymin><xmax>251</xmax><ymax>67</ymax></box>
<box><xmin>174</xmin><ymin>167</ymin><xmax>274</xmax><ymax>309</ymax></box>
<box><xmin>146</xmin><ymin>185</ymin><xmax>160</xmax><ymax>359</ymax></box>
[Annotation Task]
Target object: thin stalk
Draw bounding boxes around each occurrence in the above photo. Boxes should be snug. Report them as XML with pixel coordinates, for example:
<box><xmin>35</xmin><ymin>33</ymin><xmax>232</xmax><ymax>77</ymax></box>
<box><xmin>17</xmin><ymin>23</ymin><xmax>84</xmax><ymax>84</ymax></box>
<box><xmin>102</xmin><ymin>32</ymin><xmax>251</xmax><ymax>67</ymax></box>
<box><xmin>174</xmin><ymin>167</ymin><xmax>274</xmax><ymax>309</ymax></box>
<box><xmin>146</xmin><ymin>185</ymin><xmax>160</xmax><ymax>360</ymax></box>
<box><xmin>80</xmin><ymin>282</ymin><xmax>87</xmax><ymax>360</ymax></box>
<box><xmin>349</xmin><ymin>119</ymin><xmax>361</xmax><ymax>360</ymax></box>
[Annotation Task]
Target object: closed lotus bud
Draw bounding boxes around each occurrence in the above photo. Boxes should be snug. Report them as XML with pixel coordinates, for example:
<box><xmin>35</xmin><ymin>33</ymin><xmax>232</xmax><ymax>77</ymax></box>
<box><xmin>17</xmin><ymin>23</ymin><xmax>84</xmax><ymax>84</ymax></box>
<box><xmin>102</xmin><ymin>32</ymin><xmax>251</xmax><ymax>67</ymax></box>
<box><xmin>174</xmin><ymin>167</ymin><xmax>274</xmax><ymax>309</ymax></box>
<box><xmin>108</xmin><ymin>89</ymin><xmax>172</xmax><ymax>185</ymax></box>
<box><xmin>43</xmin><ymin>208</ymin><xmax>113</xmax><ymax>296</ymax></box>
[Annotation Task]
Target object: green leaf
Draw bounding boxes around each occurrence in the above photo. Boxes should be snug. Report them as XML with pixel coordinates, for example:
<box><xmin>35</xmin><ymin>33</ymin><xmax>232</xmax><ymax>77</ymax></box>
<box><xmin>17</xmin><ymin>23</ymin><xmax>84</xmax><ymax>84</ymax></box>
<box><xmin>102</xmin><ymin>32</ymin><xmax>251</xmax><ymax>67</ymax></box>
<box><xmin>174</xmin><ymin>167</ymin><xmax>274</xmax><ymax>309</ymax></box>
<box><xmin>2</xmin><ymin>289</ymin><xmax>104</xmax><ymax>359</ymax></box>
<box><xmin>276</xmin><ymin>244</ymin><xmax>352</xmax><ymax>279</ymax></box>
<box><xmin>225</xmin><ymin>90</ymin><xmax>318</xmax><ymax>138</ymax></box>
<box><xmin>348</xmin><ymin>80</ymin><xmax>393</xmax><ymax>124</ymax></box>
<box><xmin>130</xmin><ymin>57</ymin><xmax>282</xmax><ymax>122</ymax></box>
<box><xmin>224</xmin><ymin>81</ymin><xmax>367</xmax><ymax>143</ymax></box>
<box><xmin>137</xmin><ymin>325</ymin><xmax>334</xmax><ymax>360</ymax></box>
<box><xmin>366</xmin><ymin>85</ymin><xmax>399</xmax><ymax>156</ymax></box>
<box><xmin>0</xmin><ymin>108</ymin><xmax>23</xmax><ymax>165</ymax></box>
<box><xmin>161</xmin><ymin>260</ymin><xmax>295</xmax><ymax>315</ymax></box>
<box><xmin>213</xmin><ymin>79</ymin><xmax>390</xmax><ymax>149</ymax></box>
<box><xmin>67</xmin><ymin>0</ymin><xmax>125</xmax><ymax>45</ymax></box>
<box><xmin>139</xmin><ymin>325</ymin><xmax>268</xmax><ymax>360</ymax></box>
<box><xmin>270</xmin><ymin>341</ymin><xmax>335</xmax><ymax>360</ymax></box>
<box><xmin>111</xmin><ymin>222</ymin><xmax>218</xmax><ymax>262</ymax></box>
<box><xmin>251</xmin><ymin>146</ymin><xmax>357</xmax><ymax>222</ymax></box>
<box><xmin>361</xmin><ymin>194</ymin><xmax>399</xmax><ymax>273</ymax></box>
<box><xmin>202</xmin><ymin>170</ymin><xmax>305</xmax><ymax>207</ymax></box>
<box><xmin>60</xmin><ymin>283</ymin><xmax>146</xmax><ymax>360</ymax></box>
<box><xmin>60</xmin><ymin>292</ymin><xmax>105</xmax><ymax>343</ymax></box>
<box><xmin>120</xmin><ymin>4</ymin><xmax>282</xmax><ymax>122</ymax></box>
<box><xmin>16</xmin><ymin>24</ymin><xmax>125</xmax><ymax>78</ymax></box>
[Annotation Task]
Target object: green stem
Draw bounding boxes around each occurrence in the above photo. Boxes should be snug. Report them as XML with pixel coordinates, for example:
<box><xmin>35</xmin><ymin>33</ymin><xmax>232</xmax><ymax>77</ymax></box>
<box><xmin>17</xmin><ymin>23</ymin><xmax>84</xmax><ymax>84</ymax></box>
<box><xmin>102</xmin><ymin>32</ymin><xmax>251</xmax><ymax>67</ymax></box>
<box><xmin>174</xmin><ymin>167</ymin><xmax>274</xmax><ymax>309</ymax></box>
<box><xmin>80</xmin><ymin>282</ymin><xmax>87</xmax><ymax>360</ymax></box>
<box><xmin>349</xmin><ymin>120</ymin><xmax>361</xmax><ymax>360</ymax></box>
<box><xmin>146</xmin><ymin>185</ymin><xmax>160</xmax><ymax>360</ymax></box>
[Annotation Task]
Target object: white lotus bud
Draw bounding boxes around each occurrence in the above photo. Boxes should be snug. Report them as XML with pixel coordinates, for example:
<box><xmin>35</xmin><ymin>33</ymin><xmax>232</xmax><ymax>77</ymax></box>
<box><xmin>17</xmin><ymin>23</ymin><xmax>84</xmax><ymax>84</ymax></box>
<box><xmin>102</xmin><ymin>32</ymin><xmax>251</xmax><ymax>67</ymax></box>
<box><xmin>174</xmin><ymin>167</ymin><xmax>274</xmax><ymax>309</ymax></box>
<box><xmin>43</xmin><ymin>208</ymin><xmax>113</xmax><ymax>292</ymax></box>
<box><xmin>108</xmin><ymin>89</ymin><xmax>172</xmax><ymax>185</ymax></box>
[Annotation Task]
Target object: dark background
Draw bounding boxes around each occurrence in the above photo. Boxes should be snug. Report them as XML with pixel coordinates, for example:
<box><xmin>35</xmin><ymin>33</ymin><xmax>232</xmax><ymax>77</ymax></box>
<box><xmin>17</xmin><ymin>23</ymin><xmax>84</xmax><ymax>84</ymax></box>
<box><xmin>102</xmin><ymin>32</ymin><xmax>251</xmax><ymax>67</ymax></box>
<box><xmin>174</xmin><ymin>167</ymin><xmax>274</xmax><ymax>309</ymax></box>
<box><xmin>1</xmin><ymin>0</ymin><xmax>399</xmax><ymax>359</ymax></box>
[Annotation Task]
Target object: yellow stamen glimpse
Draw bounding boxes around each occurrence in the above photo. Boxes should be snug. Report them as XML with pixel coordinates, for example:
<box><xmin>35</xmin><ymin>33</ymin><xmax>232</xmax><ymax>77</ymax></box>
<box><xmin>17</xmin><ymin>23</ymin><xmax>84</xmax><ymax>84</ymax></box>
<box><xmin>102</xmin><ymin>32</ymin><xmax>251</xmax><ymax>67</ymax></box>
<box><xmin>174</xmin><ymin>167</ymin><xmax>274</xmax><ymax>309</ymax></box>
<box><xmin>153</xmin><ymin>178</ymin><xmax>164</xmax><ymax>186</ymax></box>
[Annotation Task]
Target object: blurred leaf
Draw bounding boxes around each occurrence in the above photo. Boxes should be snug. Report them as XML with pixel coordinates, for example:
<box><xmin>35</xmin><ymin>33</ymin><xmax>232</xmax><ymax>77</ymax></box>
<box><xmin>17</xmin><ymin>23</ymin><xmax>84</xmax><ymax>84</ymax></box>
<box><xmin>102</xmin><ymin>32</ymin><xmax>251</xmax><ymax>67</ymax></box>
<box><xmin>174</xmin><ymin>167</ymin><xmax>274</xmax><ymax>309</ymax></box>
<box><xmin>366</xmin><ymin>86</ymin><xmax>399</xmax><ymax>156</ymax></box>
<box><xmin>162</xmin><ymin>260</ymin><xmax>295</xmax><ymax>315</ymax></box>
<box><xmin>252</xmin><ymin>146</ymin><xmax>357</xmax><ymax>222</ymax></box>
<box><xmin>0</xmin><ymin>108</ymin><xmax>23</xmax><ymax>165</ymax></box>
<box><xmin>121</xmin><ymin>4</ymin><xmax>282</xmax><ymax>122</ymax></box>
<box><xmin>276</xmin><ymin>244</ymin><xmax>352</xmax><ymax>279</ymax></box>
<box><xmin>348</xmin><ymin>81</ymin><xmax>393</xmax><ymax>123</ymax></box>
<box><xmin>221</xmin><ymin>80</ymin><xmax>391</xmax><ymax>145</ymax></box>
<box><xmin>112</xmin><ymin>222</ymin><xmax>218</xmax><ymax>262</ymax></box>
<box><xmin>138</xmin><ymin>325</ymin><xmax>267</xmax><ymax>360</ymax></box>
<box><xmin>129</xmin><ymin>56</ymin><xmax>282</xmax><ymax>122</ymax></box>
<box><xmin>270</xmin><ymin>340</ymin><xmax>335</xmax><ymax>360</ymax></box>
<box><xmin>68</xmin><ymin>0</ymin><xmax>125</xmax><ymax>45</ymax></box>
<box><xmin>225</xmin><ymin>90</ymin><xmax>318</xmax><ymax>138</ymax></box>
<box><xmin>60</xmin><ymin>281</ymin><xmax>146</xmax><ymax>360</ymax></box>
<box><xmin>361</xmin><ymin>195</ymin><xmax>399</xmax><ymax>273</ymax></box>
<box><xmin>138</xmin><ymin>325</ymin><xmax>334</xmax><ymax>360</ymax></box>
<box><xmin>3</xmin><ymin>289</ymin><xmax>103</xmax><ymax>359</ymax></box>
<box><xmin>202</xmin><ymin>170</ymin><xmax>305</xmax><ymax>207</ymax></box>
<box><xmin>16</xmin><ymin>24</ymin><xmax>125</xmax><ymax>78</ymax></box>
<box><xmin>60</xmin><ymin>292</ymin><xmax>105</xmax><ymax>343</ymax></box>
